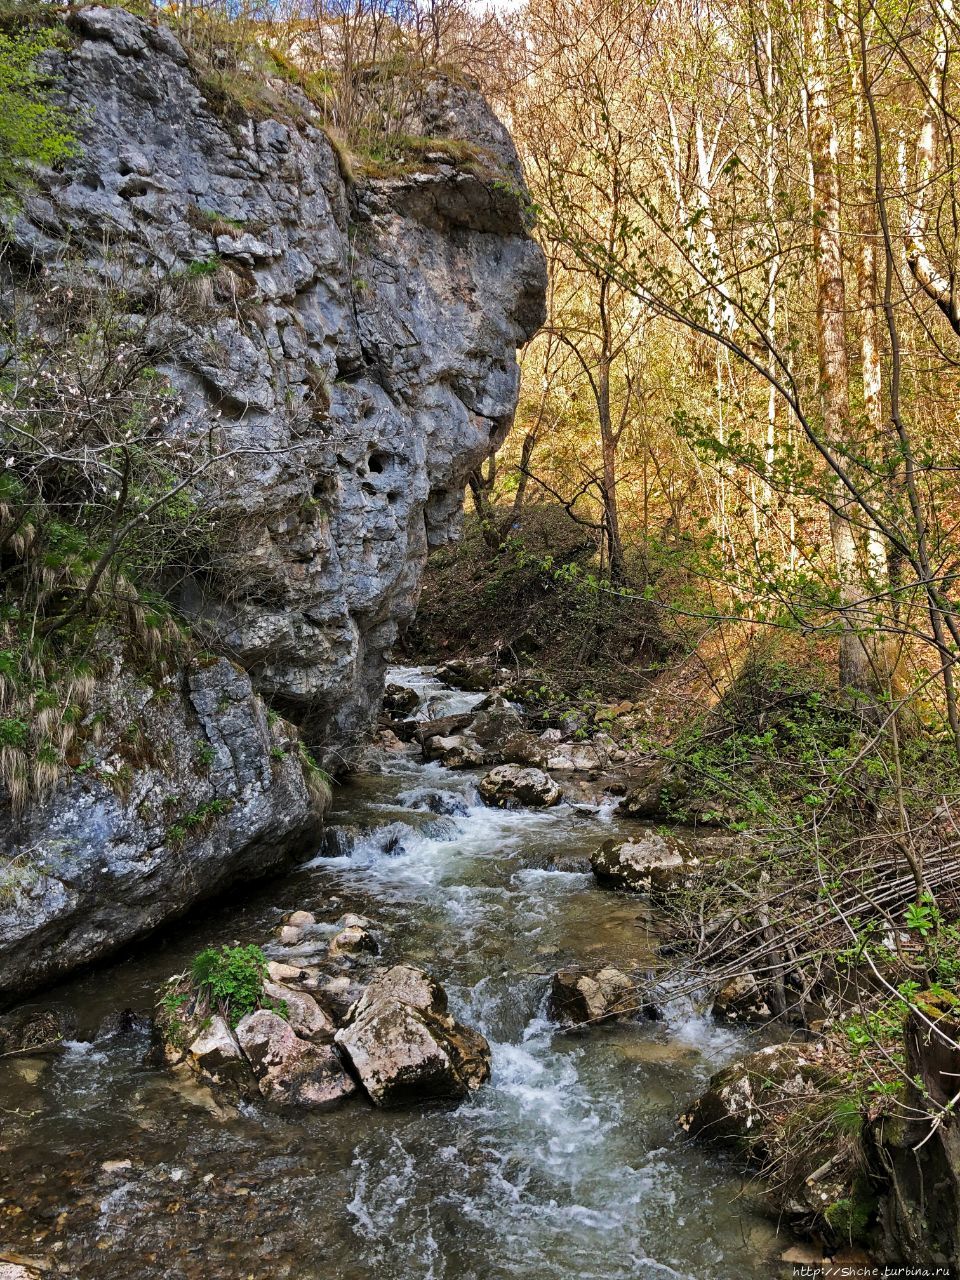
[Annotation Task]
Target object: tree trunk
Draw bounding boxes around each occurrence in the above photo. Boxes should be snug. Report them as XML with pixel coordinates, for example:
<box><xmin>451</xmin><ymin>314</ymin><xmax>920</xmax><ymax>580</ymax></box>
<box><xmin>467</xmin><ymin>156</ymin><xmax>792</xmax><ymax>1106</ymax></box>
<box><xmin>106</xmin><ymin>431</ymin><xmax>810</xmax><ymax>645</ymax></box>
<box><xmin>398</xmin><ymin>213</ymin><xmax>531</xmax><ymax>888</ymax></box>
<box><xmin>805</xmin><ymin>1</ymin><xmax>876</xmax><ymax>696</ymax></box>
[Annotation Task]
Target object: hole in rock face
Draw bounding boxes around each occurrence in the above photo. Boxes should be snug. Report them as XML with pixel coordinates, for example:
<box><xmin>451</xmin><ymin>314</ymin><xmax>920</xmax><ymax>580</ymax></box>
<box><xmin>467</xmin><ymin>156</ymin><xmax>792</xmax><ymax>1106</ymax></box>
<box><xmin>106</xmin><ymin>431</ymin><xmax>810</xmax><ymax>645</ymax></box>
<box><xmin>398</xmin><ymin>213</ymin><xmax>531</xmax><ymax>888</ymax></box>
<box><xmin>361</xmin><ymin>482</ymin><xmax>377</xmax><ymax>497</ymax></box>
<box><xmin>387</xmin><ymin>491</ymin><xmax>401</xmax><ymax>505</ymax></box>
<box><xmin>367</xmin><ymin>451</ymin><xmax>393</xmax><ymax>475</ymax></box>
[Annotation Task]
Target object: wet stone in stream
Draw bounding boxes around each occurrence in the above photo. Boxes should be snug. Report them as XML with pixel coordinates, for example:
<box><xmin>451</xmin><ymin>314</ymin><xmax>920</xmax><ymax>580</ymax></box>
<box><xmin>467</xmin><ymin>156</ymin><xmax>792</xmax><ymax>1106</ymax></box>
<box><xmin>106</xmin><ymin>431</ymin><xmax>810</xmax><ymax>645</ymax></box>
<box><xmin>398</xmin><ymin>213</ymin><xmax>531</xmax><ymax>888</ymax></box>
<box><xmin>0</xmin><ymin>666</ymin><xmax>800</xmax><ymax>1279</ymax></box>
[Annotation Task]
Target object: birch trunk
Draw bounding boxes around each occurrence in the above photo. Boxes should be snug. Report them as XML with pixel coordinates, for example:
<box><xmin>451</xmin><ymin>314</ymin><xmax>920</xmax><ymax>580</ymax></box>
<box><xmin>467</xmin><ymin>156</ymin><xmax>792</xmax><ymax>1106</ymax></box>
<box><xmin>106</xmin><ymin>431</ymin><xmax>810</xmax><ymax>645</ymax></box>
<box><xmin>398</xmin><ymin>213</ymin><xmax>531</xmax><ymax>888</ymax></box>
<box><xmin>805</xmin><ymin>0</ymin><xmax>876</xmax><ymax>694</ymax></box>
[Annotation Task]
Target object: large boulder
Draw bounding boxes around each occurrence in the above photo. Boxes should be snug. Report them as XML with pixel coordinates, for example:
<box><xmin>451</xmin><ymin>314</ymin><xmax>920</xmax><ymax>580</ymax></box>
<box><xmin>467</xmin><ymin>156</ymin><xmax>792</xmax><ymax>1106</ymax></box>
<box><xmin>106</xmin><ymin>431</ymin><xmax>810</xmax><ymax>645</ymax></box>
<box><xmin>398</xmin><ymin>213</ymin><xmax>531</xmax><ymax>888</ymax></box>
<box><xmin>435</xmin><ymin>657</ymin><xmax>506</xmax><ymax>692</ymax></box>
<box><xmin>478</xmin><ymin>765</ymin><xmax>563</xmax><ymax>808</ymax></box>
<box><xmin>468</xmin><ymin>699</ymin><xmax>525</xmax><ymax>751</ymax></box>
<box><xmin>590</xmin><ymin>832</ymin><xmax>697</xmax><ymax>894</ymax></box>
<box><xmin>499</xmin><ymin>731</ymin><xmax>548</xmax><ymax>768</ymax></box>
<box><xmin>681</xmin><ymin>1040</ymin><xmax>866</xmax><ymax>1241</ymax></box>
<box><xmin>334</xmin><ymin>964</ymin><xmax>490</xmax><ymax>1106</ymax></box>
<box><xmin>235</xmin><ymin>1009</ymin><xmax>356</xmax><ymax>1109</ymax></box>
<box><xmin>680</xmin><ymin>1041</ymin><xmax>829</xmax><ymax>1156</ymax></box>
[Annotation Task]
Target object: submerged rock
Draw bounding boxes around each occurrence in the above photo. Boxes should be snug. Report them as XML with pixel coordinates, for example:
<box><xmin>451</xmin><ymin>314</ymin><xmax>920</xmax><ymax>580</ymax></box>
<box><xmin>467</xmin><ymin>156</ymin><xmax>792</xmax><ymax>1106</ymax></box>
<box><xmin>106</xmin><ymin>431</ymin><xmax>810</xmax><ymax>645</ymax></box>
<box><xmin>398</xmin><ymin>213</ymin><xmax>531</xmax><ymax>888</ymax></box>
<box><xmin>478</xmin><ymin>765</ymin><xmax>563</xmax><ymax>808</ymax></box>
<box><xmin>262</xmin><ymin>981</ymin><xmax>335</xmax><ymax>1040</ymax></box>
<box><xmin>590</xmin><ymin>832</ymin><xmax>697</xmax><ymax>894</ymax></box>
<box><xmin>397</xmin><ymin>786</ymin><xmax>471</xmax><ymax>817</ymax></box>
<box><xmin>469</xmin><ymin>700</ymin><xmax>526</xmax><ymax>751</ymax></box>
<box><xmin>0</xmin><ymin>1005</ymin><xmax>75</xmax><ymax>1055</ymax></box>
<box><xmin>329</xmin><ymin>925</ymin><xmax>379</xmax><ymax>959</ymax></box>
<box><xmin>334</xmin><ymin>964</ymin><xmax>490</xmax><ymax>1106</ymax></box>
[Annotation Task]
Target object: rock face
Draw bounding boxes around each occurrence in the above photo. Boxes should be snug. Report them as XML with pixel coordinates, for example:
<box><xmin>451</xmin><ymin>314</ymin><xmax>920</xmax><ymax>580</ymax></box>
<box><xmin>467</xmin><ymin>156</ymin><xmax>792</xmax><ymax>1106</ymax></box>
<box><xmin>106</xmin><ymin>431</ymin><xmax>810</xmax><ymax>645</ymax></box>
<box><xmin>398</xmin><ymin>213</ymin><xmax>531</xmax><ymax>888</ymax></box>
<box><xmin>334</xmin><ymin>964</ymin><xmax>491</xmax><ymax>1105</ymax></box>
<box><xmin>590</xmin><ymin>833</ymin><xmax>697</xmax><ymax>894</ymax></box>
<box><xmin>477</xmin><ymin>765</ymin><xmax>563</xmax><ymax>808</ymax></box>
<box><xmin>0</xmin><ymin>7</ymin><xmax>544</xmax><ymax>1000</ymax></box>
<box><xmin>14</xmin><ymin>6</ymin><xmax>545</xmax><ymax>762</ymax></box>
<box><xmin>0</xmin><ymin>656</ymin><xmax>322</xmax><ymax>1003</ymax></box>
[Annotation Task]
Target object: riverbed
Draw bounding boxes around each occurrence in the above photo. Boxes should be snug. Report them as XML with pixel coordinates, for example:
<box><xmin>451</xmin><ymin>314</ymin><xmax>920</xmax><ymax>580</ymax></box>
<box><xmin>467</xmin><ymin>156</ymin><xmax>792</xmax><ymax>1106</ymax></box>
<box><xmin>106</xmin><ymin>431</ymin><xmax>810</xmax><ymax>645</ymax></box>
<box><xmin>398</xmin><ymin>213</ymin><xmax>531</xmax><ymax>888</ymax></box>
<box><xmin>0</xmin><ymin>668</ymin><xmax>792</xmax><ymax>1279</ymax></box>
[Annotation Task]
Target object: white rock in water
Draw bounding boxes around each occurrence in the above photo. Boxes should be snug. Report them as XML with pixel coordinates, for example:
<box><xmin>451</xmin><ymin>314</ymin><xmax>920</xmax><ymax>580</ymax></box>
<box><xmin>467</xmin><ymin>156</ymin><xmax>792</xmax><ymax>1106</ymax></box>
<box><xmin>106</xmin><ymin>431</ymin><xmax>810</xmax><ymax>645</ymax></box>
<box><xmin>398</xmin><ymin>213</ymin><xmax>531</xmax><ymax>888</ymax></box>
<box><xmin>286</xmin><ymin>910</ymin><xmax>316</xmax><ymax>928</ymax></box>
<box><xmin>235</xmin><ymin>1009</ymin><xmax>355</xmax><ymax>1110</ymax></box>
<box><xmin>477</xmin><ymin>764</ymin><xmax>562</xmax><ymax>808</ymax></box>
<box><xmin>334</xmin><ymin>965</ymin><xmax>490</xmax><ymax>1107</ymax></box>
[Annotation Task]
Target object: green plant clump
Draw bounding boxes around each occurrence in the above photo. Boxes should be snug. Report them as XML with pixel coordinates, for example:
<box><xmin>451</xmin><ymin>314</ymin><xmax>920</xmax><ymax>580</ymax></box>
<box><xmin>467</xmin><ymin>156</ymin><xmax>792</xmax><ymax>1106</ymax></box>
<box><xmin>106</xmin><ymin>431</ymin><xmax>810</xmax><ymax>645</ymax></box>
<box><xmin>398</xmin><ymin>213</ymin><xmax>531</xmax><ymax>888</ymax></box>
<box><xmin>0</xmin><ymin>26</ymin><xmax>76</xmax><ymax>205</ymax></box>
<box><xmin>189</xmin><ymin>943</ymin><xmax>269</xmax><ymax>1028</ymax></box>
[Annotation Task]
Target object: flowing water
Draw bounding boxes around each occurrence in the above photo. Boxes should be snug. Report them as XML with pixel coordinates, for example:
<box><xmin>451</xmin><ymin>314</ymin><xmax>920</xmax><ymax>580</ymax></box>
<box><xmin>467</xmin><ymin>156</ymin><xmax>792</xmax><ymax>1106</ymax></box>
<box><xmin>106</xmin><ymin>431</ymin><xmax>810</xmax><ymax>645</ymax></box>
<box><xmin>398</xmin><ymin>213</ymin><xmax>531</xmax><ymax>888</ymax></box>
<box><xmin>0</xmin><ymin>668</ymin><xmax>793</xmax><ymax>1280</ymax></box>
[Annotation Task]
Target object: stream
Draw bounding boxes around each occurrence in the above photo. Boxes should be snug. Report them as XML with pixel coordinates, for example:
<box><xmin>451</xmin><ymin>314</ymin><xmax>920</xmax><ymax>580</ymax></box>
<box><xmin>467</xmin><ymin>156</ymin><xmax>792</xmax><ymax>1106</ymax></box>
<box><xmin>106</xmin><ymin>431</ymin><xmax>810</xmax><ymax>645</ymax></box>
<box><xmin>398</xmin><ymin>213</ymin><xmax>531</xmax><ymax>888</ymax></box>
<box><xmin>0</xmin><ymin>667</ymin><xmax>792</xmax><ymax>1279</ymax></box>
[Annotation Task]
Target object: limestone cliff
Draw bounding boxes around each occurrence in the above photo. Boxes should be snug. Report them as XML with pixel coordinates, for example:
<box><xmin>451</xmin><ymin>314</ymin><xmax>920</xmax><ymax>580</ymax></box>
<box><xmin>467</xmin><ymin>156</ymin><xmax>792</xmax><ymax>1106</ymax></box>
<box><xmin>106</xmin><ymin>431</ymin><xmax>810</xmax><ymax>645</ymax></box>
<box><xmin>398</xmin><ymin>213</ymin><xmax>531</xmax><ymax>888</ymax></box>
<box><xmin>0</xmin><ymin>6</ymin><xmax>545</xmax><ymax>1001</ymax></box>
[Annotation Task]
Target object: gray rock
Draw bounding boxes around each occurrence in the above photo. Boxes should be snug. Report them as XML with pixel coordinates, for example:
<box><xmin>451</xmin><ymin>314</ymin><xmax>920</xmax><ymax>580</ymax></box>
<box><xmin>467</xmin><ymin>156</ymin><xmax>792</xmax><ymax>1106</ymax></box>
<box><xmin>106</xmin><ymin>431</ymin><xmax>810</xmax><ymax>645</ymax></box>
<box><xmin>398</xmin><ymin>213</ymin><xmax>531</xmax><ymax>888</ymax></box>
<box><xmin>262</xmin><ymin>980</ymin><xmax>335</xmax><ymax>1040</ymax></box>
<box><xmin>548</xmin><ymin>966</ymin><xmax>640</xmax><ymax>1026</ymax></box>
<box><xmin>383</xmin><ymin>684</ymin><xmax>420</xmax><ymax>717</ymax></box>
<box><xmin>469</xmin><ymin>699</ymin><xmax>525</xmax><ymax>750</ymax></box>
<box><xmin>348</xmin><ymin>963</ymin><xmax>448</xmax><ymax>1021</ymax></box>
<box><xmin>424</xmin><ymin>734</ymin><xmax>489</xmax><ymax>769</ymax></box>
<box><xmin>328</xmin><ymin>925</ymin><xmax>379</xmax><ymax>958</ymax></box>
<box><xmin>335</xmin><ymin>964</ymin><xmax>489</xmax><ymax>1106</ymax></box>
<box><xmin>187</xmin><ymin>1014</ymin><xmax>245</xmax><ymax>1085</ymax></box>
<box><xmin>590</xmin><ymin>833</ymin><xmax>698</xmax><ymax>894</ymax></box>
<box><xmin>286</xmin><ymin>910</ymin><xmax>316</xmax><ymax>929</ymax></box>
<box><xmin>680</xmin><ymin>1042</ymin><xmax>825</xmax><ymax>1152</ymax></box>
<box><xmin>478</xmin><ymin>764</ymin><xmax>562</xmax><ymax>808</ymax></box>
<box><xmin>434</xmin><ymin>656</ymin><xmax>501</xmax><ymax>691</ymax></box>
<box><xmin>712</xmin><ymin>972</ymin><xmax>775</xmax><ymax>1024</ymax></box>
<box><xmin>266</xmin><ymin>960</ymin><xmax>323</xmax><ymax>990</ymax></box>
